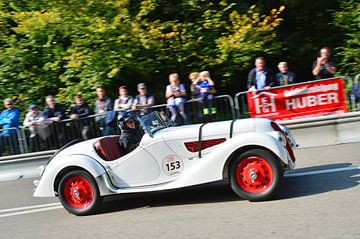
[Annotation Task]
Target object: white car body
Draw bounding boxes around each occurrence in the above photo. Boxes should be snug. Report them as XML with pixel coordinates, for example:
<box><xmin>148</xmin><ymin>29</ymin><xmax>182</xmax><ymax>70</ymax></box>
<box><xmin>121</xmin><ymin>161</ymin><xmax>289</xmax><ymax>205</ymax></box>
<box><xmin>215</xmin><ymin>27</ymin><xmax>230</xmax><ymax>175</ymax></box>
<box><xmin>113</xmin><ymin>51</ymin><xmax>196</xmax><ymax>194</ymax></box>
<box><xmin>34</xmin><ymin>112</ymin><xmax>296</xmax><ymax>215</ymax></box>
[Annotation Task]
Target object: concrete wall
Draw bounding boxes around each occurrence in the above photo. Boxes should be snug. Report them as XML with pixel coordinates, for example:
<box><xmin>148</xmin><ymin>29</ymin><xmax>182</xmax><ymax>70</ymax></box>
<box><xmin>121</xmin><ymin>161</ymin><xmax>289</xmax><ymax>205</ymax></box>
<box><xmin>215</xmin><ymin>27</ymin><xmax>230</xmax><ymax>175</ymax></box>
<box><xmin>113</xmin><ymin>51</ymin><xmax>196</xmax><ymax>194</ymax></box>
<box><xmin>281</xmin><ymin>112</ymin><xmax>360</xmax><ymax>148</ymax></box>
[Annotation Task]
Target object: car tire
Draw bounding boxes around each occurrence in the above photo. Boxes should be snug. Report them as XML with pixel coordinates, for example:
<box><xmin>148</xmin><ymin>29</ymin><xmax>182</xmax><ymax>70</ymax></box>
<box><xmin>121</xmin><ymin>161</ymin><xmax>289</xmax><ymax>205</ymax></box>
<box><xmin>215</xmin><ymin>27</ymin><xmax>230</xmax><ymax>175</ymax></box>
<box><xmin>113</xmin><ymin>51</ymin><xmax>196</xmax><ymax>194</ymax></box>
<box><xmin>58</xmin><ymin>170</ymin><xmax>103</xmax><ymax>216</ymax></box>
<box><xmin>229</xmin><ymin>149</ymin><xmax>283</xmax><ymax>201</ymax></box>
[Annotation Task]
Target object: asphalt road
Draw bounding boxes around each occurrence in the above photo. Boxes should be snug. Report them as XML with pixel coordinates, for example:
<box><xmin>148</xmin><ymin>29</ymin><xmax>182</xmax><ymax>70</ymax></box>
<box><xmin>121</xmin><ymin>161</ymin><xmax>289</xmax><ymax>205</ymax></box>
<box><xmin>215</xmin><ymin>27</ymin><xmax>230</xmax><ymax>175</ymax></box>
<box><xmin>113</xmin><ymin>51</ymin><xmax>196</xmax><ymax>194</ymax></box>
<box><xmin>0</xmin><ymin>143</ymin><xmax>359</xmax><ymax>239</ymax></box>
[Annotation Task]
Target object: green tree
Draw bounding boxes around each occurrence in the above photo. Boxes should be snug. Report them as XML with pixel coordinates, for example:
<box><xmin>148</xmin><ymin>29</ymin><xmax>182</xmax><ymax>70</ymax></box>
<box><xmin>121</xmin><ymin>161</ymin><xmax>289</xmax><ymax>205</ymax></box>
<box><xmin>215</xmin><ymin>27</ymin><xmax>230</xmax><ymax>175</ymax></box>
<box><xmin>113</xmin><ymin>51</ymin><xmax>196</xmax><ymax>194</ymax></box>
<box><xmin>334</xmin><ymin>0</ymin><xmax>360</xmax><ymax>76</ymax></box>
<box><xmin>0</xmin><ymin>0</ymin><xmax>284</xmax><ymax>112</ymax></box>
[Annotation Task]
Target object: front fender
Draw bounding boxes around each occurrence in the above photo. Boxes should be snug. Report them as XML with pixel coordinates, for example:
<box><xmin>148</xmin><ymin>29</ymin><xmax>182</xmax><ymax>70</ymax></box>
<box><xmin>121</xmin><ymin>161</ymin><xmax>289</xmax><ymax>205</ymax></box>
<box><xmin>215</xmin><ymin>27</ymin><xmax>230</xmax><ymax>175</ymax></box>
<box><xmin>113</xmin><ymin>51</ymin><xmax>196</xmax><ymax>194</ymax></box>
<box><xmin>33</xmin><ymin>154</ymin><xmax>106</xmax><ymax>197</ymax></box>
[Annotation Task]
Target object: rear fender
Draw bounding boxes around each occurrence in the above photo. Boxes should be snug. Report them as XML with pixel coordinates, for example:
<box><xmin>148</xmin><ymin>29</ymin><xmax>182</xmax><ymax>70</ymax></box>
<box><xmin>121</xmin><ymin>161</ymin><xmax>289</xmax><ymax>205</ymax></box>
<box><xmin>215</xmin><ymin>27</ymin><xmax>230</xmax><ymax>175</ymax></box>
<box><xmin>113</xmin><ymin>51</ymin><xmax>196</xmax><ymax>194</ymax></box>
<box><xmin>33</xmin><ymin>155</ymin><xmax>106</xmax><ymax>197</ymax></box>
<box><xmin>221</xmin><ymin>132</ymin><xmax>288</xmax><ymax>179</ymax></box>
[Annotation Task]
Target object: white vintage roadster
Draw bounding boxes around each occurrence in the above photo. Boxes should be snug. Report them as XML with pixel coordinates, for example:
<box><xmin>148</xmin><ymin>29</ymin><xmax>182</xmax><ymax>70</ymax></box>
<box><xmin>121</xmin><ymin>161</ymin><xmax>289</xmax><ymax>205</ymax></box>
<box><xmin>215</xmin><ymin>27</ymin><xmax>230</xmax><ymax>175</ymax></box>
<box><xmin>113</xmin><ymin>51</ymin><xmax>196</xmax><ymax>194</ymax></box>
<box><xmin>33</xmin><ymin>112</ymin><xmax>296</xmax><ymax>215</ymax></box>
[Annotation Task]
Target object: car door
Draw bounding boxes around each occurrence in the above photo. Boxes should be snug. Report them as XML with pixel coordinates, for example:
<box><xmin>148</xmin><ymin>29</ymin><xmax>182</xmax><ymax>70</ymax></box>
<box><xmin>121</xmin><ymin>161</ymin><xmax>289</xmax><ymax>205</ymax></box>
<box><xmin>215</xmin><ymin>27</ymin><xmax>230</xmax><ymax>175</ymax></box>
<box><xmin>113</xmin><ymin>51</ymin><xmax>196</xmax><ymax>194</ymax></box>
<box><xmin>107</xmin><ymin>147</ymin><xmax>161</xmax><ymax>188</ymax></box>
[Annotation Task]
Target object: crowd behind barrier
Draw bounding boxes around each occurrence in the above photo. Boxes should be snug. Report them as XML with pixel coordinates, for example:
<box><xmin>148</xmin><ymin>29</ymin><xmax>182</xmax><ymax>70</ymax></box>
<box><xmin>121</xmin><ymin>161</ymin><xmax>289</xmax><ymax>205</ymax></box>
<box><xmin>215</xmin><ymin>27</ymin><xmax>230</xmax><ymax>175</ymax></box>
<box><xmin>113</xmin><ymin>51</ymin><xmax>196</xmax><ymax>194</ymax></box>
<box><xmin>0</xmin><ymin>95</ymin><xmax>235</xmax><ymax>157</ymax></box>
<box><xmin>0</xmin><ymin>76</ymin><xmax>359</xmax><ymax>158</ymax></box>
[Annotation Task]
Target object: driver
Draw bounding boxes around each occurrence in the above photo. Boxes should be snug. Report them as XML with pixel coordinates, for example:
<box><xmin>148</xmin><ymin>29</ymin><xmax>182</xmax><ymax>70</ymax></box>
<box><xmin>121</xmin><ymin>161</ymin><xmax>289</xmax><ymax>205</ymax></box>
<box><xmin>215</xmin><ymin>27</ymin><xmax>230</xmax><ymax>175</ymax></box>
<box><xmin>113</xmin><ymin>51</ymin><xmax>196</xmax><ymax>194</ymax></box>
<box><xmin>118</xmin><ymin>112</ymin><xmax>144</xmax><ymax>154</ymax></box>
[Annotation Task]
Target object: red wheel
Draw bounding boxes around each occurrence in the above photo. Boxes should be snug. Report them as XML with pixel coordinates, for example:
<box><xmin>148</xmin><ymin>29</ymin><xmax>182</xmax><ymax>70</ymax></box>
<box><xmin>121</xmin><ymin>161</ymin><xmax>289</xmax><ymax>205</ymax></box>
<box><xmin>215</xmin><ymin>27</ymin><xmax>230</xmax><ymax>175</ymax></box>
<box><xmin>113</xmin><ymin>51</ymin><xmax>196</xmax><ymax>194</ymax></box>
<box><xmin>63</xmin><ymin>176</ymin><xmax>94</xmax><ymax>209</ymax></box>
<box><xmin>59</xmin><ymin>170</ymin><xmax>102</xmax><ymax>215</ymax></box>
<box><xmin>230</xmin><ymin>149</ymin><xmax>283</xmax><ymax>201</ymax></box>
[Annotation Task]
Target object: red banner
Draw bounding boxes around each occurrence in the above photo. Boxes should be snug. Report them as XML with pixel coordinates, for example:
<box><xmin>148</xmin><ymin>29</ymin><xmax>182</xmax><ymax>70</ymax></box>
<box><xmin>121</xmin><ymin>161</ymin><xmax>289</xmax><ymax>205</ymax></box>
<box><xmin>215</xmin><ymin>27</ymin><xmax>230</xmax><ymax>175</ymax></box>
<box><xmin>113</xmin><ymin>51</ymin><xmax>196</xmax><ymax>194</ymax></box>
<box><xmin>246</xmin><ymin>77</ymin><xmax>348</xmax><ymax>121</ymax></box>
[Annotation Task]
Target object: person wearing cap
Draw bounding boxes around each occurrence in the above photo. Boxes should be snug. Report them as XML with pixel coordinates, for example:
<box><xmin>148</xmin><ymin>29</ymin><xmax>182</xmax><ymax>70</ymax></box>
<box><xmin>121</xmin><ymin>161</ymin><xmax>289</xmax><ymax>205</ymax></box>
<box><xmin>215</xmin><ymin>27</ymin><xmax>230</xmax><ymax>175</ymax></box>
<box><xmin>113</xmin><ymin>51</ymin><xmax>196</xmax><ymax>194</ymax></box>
<box><xmin>114</xmin><ymin>86</ymin><xmax>134</xmax><ymax>112</ymax></box>
<box><xmin>23</xmin><ymin>104</ymin><xmax>51</xmax><ymax>152</ymax></box>
<box><xmin>132</xmin><ymin>83</ymin><xmax>155</xmax><ymax>116</ymax></box>
<box><xmin>0</xmin><ymin>98</ymin><xmax>20</xmax><ymax>156</ymax></box>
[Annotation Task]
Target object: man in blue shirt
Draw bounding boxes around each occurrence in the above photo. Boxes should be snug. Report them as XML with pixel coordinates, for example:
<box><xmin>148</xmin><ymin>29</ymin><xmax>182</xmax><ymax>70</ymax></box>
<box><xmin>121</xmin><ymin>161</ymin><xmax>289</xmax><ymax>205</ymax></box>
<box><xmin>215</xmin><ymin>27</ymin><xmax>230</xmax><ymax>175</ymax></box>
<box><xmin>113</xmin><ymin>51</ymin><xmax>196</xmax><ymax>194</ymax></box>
<box><xmin>0</xmin><ymin>98</ymin><xmax>20</xmax><ymax>156</ymax></box>
<box><xmin>247</xmin><ymin>57</ymin><xmax>275</xmax><ymax>91</ymax></box>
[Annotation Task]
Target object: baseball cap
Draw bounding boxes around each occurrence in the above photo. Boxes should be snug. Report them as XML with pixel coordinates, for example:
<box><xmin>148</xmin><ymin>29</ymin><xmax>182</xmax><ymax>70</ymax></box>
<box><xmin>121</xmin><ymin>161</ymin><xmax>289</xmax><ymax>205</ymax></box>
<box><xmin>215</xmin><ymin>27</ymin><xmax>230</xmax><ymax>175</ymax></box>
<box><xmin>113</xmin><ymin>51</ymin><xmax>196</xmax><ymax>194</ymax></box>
<box><xmin>137</xmin><ymin>83</ymin><xmax>146</xmax><ymax>89</ymax></box>
<box><xmin>29</xmin><ymin>104</ymin><xmax>38</xmax><ymax>109</ymax></box>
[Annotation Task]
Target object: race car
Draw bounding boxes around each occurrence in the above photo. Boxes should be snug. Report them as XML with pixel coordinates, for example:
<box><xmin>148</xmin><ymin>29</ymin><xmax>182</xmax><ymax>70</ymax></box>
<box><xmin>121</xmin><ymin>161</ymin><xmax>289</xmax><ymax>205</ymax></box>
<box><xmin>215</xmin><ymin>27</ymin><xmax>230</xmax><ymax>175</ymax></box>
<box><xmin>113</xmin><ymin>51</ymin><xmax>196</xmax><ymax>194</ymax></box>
<box><xmin>33</xmin><ymin>111</ymin><xmax>297</xmax><ymax>216</ymax></box>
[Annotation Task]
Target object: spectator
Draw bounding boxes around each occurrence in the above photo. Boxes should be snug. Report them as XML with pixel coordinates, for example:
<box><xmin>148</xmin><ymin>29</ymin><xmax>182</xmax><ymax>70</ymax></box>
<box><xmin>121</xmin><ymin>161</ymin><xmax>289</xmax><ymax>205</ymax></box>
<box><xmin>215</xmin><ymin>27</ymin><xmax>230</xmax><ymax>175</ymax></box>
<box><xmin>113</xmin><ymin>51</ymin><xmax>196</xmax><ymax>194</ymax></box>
<box><xmin>44</xmin><ymin>95</ymin><xmax>66</xmax><ymax>147</ymax></box>
<box><xmin>23</xmin><ymin>104</ymin><xmax>51</xmax><ymax>152</ymax></box>
<box><xmin>247</xmin><ymin>57</ymin><xmax>275</xmax><ymax>90</ymax></box>
<box><xmin>69</xmin><ymin>94</ymin><xmax>93</xmax><ymax>139</ymax></box>
<box><xmin>197</xmin><ymin>71</ymin><xmax>217</xmax><ymax>120</ymax></box>
<box><xmin>312</xmin><ymin>47</ymin><xmax>337</xmax><ymax>80</ymax></box>
<box><xmin>114</xmin><ymin>86</ymin><xmax>133</xmax><ymax>112</ymax></box>
<box><xmin>132</xmin><ymin>83</ymin><xmax>155</xmax><ymax>116</ymax></box>
<box><xmin>275</xmin><ymin>62</ymin><xmax>296</xmax><ymax>86</ymax></box>
<box><xmin>189</xmin><ymin>72</ymin><xmax>201</xmax><ymax>99</ymax></box>
<box><xmin>166</xmin><ymin>73</ymin><xmax>188</xmax><ymax>123</ymax></box>
<box><xmin>94</xmin><ymin>87</ymin><xmax>113</xmax><ymax>136</ymax></box>
<box><xmin>44</xmin><ymin>95</ymin><xmax>66</xmax><ymax>123</ymax></box>
<box><xmin>0</xmin><ymin>98</ymin><xmax>20</xmax><ymax>156</ymax></box>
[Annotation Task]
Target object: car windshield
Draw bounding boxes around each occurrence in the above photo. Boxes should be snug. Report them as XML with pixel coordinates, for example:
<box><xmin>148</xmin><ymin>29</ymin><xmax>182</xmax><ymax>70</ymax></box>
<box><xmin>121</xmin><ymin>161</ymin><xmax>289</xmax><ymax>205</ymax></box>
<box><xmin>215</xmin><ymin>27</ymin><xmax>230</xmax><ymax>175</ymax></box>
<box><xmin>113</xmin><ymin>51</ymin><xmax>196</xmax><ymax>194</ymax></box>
<box><xmin>138</xmin><ymin>111</ymin><xmax>173</xmax><ymax>137</ymax></box>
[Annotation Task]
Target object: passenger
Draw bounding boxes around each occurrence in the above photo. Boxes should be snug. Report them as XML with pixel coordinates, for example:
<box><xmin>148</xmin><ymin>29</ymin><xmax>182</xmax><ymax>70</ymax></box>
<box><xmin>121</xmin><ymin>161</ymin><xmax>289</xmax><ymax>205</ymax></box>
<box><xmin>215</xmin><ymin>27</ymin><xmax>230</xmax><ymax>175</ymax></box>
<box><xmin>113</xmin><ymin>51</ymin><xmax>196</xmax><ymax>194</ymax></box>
<box><xmin>117</xmin><ymin>112</ymin><xmax>144</xmax><ymax>155</ymax></box>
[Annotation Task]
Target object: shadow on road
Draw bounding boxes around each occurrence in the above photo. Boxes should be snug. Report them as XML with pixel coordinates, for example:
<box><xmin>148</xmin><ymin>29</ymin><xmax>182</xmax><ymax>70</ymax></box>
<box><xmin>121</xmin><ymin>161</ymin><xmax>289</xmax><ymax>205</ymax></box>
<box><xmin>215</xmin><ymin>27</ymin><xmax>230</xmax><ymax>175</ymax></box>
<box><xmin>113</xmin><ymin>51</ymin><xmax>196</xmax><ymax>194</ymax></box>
<box><xmin>97</xmin><ymin>163</ymin><xmax>360</xmax><ymax>215</ymax></box>
<box><xmin>277</xmin><ymin>163</ymin><xmax>360</xmax><ymax>200</ymax></box>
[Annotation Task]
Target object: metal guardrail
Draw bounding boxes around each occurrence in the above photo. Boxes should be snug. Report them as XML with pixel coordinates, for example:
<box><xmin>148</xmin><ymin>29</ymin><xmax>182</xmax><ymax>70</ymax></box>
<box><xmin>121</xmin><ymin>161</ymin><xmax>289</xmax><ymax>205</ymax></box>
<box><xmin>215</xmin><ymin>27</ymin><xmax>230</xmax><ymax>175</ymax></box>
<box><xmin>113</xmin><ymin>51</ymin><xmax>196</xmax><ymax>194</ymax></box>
<box><xmin>0</xmin><ymin>95</ymin><xmax>236</xmax><ymax>159</ymax></box>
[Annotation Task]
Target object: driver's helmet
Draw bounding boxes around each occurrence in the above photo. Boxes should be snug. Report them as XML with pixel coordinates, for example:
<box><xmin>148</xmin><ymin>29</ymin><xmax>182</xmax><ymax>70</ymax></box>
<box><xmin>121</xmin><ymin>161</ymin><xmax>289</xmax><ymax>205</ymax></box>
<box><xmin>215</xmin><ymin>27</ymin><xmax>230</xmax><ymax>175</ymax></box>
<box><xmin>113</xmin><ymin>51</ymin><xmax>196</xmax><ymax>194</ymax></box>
<box><xmin>117</xmin><ymin>111</ymin><xmax>136</xmax><ymax>130</ymax></box>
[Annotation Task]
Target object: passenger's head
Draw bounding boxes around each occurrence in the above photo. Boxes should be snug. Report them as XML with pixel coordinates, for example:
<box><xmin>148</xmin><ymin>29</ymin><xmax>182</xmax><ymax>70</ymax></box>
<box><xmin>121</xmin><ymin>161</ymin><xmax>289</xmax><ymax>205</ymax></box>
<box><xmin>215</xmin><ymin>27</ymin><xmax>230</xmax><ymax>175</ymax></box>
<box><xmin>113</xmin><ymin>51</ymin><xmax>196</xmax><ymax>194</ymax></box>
<box><xmin>277</xmin><ymin>62</ymin><xmax>288</xmax><ymax>73</ymax></box>
<box><xmin>96</xmin><ymin>87</ymin><xmax>106</xmax><ymax>99</ymax></box>
<box><xmin>255</xmin><ymin>57</ymin><xmax>266</xmax><ymax>71</ymax></box>
<box><xmin>118</xmin><ymin>112</ymin><xmax>136</xmax><ymax>130</ymax></box>
<box><xmin>169</xmin><ymin>73</ymin><xmax>180</xmax><ymax>85</ymax></box>
<box><xmin>45</xmin><ymin>95</ymin><xmax>56</xmax><ymax>108</ymax></box>
<box><xmin>4</xmin><ymin>98</ymin><xmax>14</xmax><ymax>109</ymax></box>
<box><xmin>118</xmin><ymin>86</ymin><xmax>128</xmax><ymax>97</ymax></box>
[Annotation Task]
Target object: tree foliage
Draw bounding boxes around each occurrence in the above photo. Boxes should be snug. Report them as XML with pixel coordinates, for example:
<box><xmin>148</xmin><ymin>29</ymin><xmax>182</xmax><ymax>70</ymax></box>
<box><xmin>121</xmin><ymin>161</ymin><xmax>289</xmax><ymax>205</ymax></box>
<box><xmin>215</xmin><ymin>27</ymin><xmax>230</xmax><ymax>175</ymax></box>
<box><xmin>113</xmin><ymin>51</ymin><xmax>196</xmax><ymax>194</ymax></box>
<box><xmin>0</xmin><ymin>0</ymin><xmax>358</xmax><ymax>114</ymax></box>
<box><xmin>0</xmin><ymin>0</ymin><xmax>284</xmax><ymax>111</ymax></box>
<box><xmin>334</xmin><ymin>0</ymin><xmax>360</xmax><ymax>76</ymax></box>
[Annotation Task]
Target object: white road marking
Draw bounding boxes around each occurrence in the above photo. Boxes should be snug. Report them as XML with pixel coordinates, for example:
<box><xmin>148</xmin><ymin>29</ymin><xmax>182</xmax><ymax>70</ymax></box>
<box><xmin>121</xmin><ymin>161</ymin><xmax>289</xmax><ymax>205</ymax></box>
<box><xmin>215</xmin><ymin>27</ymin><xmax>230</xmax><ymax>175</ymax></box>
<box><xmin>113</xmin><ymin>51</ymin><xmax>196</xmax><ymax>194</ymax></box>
<box><xmin>285</xmin><ymin>165</ymin><xmax>360</xmax><ymax>177</ymax></box>
<box><xmin>0</xmin><ymin>205</ymin><xmax>63</xmax><ymax>219</ymax></box>
<box><xmin>0</xmin><ymin>202</ymin><xmax>61</xmax><ymax>214</ymax></box>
